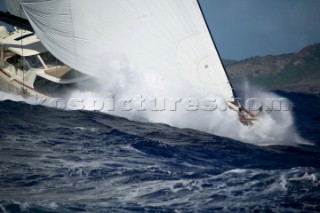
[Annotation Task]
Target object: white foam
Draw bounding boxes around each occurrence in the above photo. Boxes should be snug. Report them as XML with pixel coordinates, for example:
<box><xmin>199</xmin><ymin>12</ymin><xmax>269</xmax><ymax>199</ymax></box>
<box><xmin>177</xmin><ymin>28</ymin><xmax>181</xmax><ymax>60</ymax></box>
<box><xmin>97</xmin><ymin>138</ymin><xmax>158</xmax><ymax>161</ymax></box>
<box><xmin>65</xmin><ymin>64</ymin><xmax>310</xmax><ymax>146</ymax></box>
<box><xmin>0</xmin><ymin>61</ymin><xmax>311</xmax><ymax>146</ymax></box>
<box><xmin>0</xmin><ymin>91</ymin><xmax>25</xmax><ymax>102</ymax></box>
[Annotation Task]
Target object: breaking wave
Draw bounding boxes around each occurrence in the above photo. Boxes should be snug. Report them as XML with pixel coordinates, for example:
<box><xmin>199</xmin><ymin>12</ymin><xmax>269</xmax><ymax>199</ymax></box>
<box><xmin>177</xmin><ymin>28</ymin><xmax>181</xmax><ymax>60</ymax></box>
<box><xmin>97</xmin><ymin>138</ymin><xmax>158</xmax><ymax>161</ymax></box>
<box><xmin>63</xmin><ymin>64</ymin><xmax>309</xmax><ymax>146</ymax></box>
<box><xmin>0</xmin><ymin>66</ymin><xmax>309</xmax><ymax>147</ymax></box>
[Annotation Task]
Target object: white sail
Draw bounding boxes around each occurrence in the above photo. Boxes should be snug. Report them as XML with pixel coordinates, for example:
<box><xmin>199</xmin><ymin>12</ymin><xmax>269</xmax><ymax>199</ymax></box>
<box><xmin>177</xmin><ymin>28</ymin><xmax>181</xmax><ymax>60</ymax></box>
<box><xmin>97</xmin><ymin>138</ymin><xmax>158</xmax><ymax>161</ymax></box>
<box><xmin>4</xmin><ymin>0</ymin><xmax>26</xmax><ymax>19</ymax></box>
<box><xmin>5</xmin><ymin>0</ymin><xmax>235</xmax><ymax>101</ymax></box>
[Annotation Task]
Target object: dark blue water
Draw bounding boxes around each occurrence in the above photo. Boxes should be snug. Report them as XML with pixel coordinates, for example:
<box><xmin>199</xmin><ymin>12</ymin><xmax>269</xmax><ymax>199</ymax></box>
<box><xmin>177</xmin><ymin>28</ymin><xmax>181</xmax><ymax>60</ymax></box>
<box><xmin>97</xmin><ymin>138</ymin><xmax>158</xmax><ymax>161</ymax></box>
<box><xmin>0</xmin><ymin>91</ymin><xmax>319</xmax><ymax>212</ymax></box>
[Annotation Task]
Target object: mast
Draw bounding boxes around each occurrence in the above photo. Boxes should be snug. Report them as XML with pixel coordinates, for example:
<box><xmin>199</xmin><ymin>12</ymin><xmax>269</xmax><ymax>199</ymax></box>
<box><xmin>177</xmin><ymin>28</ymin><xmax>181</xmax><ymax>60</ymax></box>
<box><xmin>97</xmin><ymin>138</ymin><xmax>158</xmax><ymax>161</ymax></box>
<box><xmin>196</xmin><ymin>0</ymin><xmax>237</xmax><ymax>100</ymax></box>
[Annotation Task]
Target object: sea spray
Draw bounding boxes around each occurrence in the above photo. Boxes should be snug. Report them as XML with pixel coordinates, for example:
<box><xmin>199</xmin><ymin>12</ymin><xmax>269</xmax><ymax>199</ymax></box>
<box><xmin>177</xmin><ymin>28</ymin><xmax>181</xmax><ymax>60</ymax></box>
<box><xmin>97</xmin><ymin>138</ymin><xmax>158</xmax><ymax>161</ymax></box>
<box><xmin>0</xmin><ymin>57</ymin><xmax>309</xmax><ymax>146</ymax></box>
<box><xmin>64</xmin><ymin>62</ymin><xmax>310</xmax><ymax>146</ymax></box>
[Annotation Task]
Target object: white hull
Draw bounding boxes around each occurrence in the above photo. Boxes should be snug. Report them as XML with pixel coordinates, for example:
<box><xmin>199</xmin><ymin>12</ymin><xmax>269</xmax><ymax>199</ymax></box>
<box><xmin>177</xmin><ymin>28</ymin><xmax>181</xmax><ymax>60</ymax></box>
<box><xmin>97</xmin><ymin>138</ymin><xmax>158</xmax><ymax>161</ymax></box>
<box><xmin>0</xmin><ymin>27</ymin><xmax>92</xmax><ymax>101</ymax></box>
<box><xmin>0</xmin><ymin>68</ymin><xmax>52</xmax><ymax>99</ymax></box>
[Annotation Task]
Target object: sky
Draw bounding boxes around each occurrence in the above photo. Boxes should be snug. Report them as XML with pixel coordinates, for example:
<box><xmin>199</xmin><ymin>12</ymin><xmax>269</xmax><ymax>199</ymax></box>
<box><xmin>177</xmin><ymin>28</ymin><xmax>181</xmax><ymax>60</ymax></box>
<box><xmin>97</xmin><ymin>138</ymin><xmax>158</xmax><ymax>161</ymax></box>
<box><xmin>200</xmin><ymin>0</ymin><xmax>320</xmax><ymax>60</ymax></box>
<box><xmin>1</xmin><ymin>1</ymin><xmax>320</xmax><ymax>60</ymax></box>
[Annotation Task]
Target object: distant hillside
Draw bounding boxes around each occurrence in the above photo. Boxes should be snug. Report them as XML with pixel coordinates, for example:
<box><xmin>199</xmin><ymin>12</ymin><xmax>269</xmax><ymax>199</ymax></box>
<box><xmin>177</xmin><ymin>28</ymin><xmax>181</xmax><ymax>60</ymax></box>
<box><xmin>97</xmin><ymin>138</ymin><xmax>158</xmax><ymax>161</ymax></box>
<box><xmin>224</xmin><ymin>43</ymin><xmax>320</xmax><ymax>94</ymax></box>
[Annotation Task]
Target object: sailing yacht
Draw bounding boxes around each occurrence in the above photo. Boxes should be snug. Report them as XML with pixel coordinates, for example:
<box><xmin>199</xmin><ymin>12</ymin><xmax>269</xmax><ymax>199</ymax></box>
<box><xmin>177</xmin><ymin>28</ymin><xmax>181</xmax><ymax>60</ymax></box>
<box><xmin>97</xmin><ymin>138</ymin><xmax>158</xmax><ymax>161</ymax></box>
<box><xmin>0</xmin><ymin>0</ymin><xmax>257</xmax><ymax>125</ymax></box>
<box><xmin>0</xmin><ymin>25</ymin><xmax>90</xmax><ymax>99</ymax></box>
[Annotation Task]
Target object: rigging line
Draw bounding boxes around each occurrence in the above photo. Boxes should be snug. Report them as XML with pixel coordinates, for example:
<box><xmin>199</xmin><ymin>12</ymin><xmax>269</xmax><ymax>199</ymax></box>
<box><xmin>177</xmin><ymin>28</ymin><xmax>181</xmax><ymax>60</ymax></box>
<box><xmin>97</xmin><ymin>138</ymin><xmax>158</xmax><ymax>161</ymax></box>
<box><xmin>55</xmin><ymin>54</ymin><xmax>58</xmax><ymax>77</ymax></box>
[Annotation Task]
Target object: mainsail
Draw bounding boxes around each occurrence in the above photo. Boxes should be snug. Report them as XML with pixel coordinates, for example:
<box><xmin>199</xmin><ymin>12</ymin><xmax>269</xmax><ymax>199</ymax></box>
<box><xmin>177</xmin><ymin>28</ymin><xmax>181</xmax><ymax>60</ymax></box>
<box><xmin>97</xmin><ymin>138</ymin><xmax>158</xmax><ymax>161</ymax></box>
<box><xmin>4</xmin><ymin>0</ymin><xmax>235</xmax><ymax>101</ymax></box>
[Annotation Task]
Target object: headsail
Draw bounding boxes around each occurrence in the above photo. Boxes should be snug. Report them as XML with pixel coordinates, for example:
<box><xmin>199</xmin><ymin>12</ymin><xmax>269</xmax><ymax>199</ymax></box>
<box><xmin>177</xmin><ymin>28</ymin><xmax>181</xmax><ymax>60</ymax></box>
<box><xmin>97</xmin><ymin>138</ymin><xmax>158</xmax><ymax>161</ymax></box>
<box><xmin>4</xmin><ymin>0</ymin><xmax>235</xmax><ymax>101</ymax></box>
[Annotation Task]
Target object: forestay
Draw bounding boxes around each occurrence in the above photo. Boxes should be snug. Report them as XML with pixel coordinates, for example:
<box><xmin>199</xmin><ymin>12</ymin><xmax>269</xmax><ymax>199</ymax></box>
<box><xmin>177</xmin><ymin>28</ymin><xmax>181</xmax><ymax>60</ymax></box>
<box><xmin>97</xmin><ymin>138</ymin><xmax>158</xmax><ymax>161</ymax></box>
<box><xmin>5</xmin><ymin>0</ymin><xmax>235</xmax><ymax>101</ymax></box>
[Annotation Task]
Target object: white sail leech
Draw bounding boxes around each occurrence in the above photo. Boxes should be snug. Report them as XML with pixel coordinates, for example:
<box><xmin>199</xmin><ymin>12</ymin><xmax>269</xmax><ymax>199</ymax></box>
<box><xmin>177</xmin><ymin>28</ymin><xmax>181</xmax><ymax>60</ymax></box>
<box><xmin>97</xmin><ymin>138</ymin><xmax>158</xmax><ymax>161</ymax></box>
<box><xmin>5</xmin><ymin>0</ymin><xmax>235</xmax><ymax>101</ymax></box>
